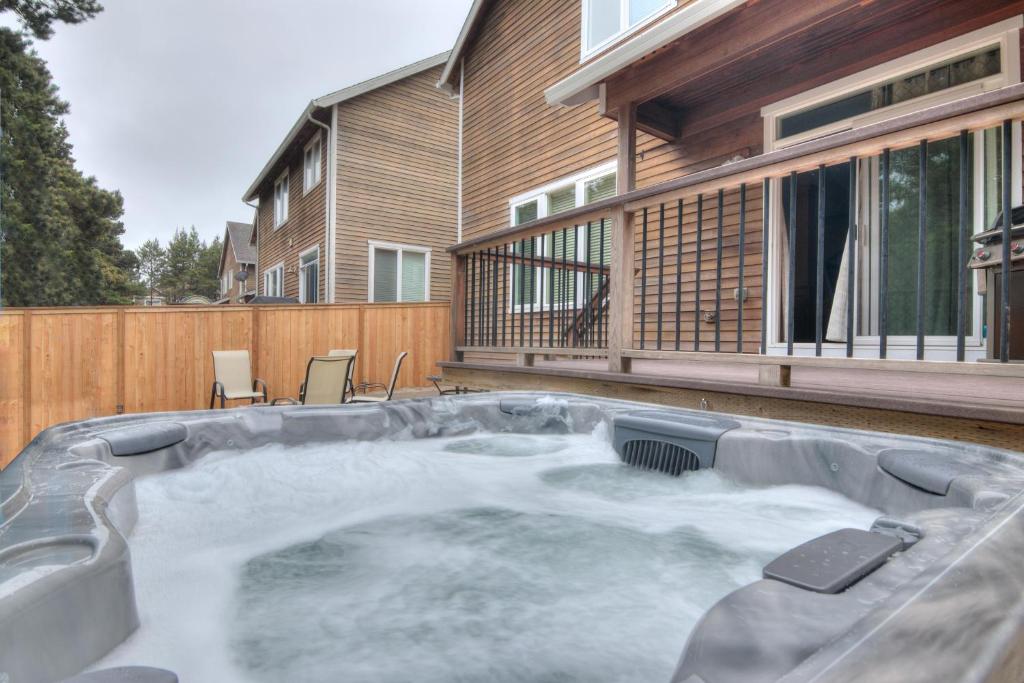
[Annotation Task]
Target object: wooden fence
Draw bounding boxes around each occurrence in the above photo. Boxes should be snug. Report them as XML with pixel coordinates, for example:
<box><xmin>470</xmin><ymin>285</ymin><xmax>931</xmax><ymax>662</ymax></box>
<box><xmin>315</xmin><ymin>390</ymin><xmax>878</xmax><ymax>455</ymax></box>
<box><xmin>0</xmin><ymin>302</ymin><xmax>450</xmax><ymax>467</ymax></box>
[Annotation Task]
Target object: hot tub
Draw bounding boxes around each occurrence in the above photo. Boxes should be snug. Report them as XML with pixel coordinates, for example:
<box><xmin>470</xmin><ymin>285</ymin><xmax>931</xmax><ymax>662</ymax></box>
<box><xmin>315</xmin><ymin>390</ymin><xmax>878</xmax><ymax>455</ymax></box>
<box><xmin>2</xmin><ymin>393</ymin><xmax>1024</xmax><ymax>683</ymax></box>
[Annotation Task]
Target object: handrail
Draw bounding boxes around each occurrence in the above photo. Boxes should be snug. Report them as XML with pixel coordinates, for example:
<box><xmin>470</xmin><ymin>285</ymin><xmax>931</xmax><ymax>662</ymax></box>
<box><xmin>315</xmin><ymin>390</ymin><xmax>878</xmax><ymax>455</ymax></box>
<box><xmin>449</xmin><ymin>82</ymin><xmax>1024</xmax><ymax>254</ymax></box>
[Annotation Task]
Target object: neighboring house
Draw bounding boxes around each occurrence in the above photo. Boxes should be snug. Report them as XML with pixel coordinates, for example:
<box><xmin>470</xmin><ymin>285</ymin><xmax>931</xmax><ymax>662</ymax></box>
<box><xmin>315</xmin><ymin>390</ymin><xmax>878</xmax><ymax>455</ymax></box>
<box><xmin>440</xmin><ymin>0</ymin><xmax>1024</xmax><ymax>362</ymax></box>
<box><xmin>243</xmin><ymin>52</ymin><xmax>458</xmax><ymax>305</ymax></box>
<box><xmin>133</xmin><ymin>291</ymin><xmax>166</xmax><ymax>306</ymax></box>
<box><xmin>216</xmin><ymin>220</ymin><xmax>257</xmax><ymax>304</ymax></box>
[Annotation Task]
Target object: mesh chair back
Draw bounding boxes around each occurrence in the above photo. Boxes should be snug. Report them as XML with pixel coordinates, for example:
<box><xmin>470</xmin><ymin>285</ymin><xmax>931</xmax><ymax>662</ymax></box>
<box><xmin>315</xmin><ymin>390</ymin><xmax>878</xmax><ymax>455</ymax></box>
<box><xmin>212</xmin><ymin>350</ymin><xmax>253</xmax><ymax>397</ymax></box>
<box><xmin>328</xmin><ymin>349</ymin><xmax>358</xmax><ymax>387</ymax></box>
<box><xmin>302</xmin><ymin>356</ymin><xmax>353</xmax><ymax>405</ymax></box>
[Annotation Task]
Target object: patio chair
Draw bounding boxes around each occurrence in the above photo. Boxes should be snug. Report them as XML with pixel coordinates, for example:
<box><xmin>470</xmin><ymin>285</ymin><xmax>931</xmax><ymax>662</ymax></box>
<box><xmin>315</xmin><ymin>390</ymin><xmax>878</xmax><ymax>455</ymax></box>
<box><xmin>210</xmin><ymin>350</ymin><xmax>268</xmax><ymax>409</ymax></box>
<box><xmin>272</xmin><ymin>355</ymin><xmax>354</xmax><ymax>406</ymax></box>
<box><xmin>351</xmin><ymin>351</ymin><xmax>408</xmax><ymax>403</ymax></box>
<box><xmin>327</xmin><ymin>349</ymin><xmax>358</xmax><ymax>401</ymax></box>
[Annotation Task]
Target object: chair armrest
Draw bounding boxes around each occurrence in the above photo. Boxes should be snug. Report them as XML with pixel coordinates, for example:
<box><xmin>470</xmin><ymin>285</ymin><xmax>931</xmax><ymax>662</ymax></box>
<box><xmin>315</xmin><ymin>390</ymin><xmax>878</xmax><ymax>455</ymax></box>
<box><xmin>253</xmin><ymin>378</ymin><xmax>268</xmax><ymax>403</ymax></box>
<box><xmin>353</xmin><ymin>382</ymin><xmax>387</xmax><ymax>395</ymax></box>
<box><xmin>271</xmin><ymin>397</ymin><xmax>299</xmax><ymax>406</ymax></box>
<box><xmin>209</xmin><ymin>381</ymin><xmax>226</xmax><ymax>409</ymax></box>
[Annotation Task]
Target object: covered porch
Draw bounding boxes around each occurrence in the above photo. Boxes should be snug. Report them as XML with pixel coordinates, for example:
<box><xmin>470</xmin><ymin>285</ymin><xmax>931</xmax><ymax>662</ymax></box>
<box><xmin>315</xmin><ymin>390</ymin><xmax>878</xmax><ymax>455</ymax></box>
<box><xmin>443</xmin><ymin>71</ymin><xmax>1024</xmax><ymax>448</ymax></box>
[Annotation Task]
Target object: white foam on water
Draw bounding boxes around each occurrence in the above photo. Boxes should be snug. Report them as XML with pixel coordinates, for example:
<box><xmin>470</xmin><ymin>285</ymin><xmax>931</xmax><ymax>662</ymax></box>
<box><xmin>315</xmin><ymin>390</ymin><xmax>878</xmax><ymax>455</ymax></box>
<box><xmin>94</xmin><ymin>427</ymin><xmax>881</xmax><ymax>682</ymax></box>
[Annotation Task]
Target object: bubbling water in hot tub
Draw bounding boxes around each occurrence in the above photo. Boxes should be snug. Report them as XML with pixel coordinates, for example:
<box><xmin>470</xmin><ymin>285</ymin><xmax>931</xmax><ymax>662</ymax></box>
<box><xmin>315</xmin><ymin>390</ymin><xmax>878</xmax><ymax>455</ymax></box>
<box><xmin>94</xmin><ymin>426</ymin><xmax>880</xmax><ymax>683</ymax></box>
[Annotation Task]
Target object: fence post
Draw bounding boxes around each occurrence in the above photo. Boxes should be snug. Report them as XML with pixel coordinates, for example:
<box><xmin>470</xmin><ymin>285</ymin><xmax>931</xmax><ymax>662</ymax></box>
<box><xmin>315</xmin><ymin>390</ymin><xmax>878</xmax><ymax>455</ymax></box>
<box><xmin>609</xmin><ymin>102</ymin><xmax>636</xmax><ymax>374</ymax></box>
<box><xmin>450</xmin><ymin>253</ymin><xmax>467</xmax><ymax>362</ymax></box>
<box><xmin>116</xmin><ymin>308</ymin><xmax>126</xmax><ymax>414</ymax></box>
<box><xmin>21</xmin><ymin>309</ymin><xmax>32</xmax><ymax>446</ymax></box>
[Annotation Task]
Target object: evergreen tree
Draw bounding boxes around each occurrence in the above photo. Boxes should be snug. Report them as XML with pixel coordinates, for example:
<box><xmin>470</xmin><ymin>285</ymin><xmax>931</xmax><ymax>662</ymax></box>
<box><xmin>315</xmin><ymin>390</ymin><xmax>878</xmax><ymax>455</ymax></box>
<box><xmin>0</xmin><ymin>1</ymin><xmax>141</xmax><ymax>307</ymax></box>
<box><xmin>159</xmin><ymin>227</ymin><xmax>203</xmax><ymax>303</ymax></box>
<box><xmin>195</xmin><ymin>236</ymin><xmax>223</xmax><ymax>301</ymax></box>
<box><xmin>135</xmin><ymin>238</ymin><xmax>165</xmax><ymax>304</ymax></box>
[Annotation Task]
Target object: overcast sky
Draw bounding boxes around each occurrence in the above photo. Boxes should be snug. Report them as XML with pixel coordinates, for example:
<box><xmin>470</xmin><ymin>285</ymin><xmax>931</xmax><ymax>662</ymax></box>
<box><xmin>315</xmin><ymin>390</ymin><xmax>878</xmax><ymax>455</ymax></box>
<box><xmin>5</xmin><ymin>0</ymin><xmax>472</xmax><ymax>249</ymax></box>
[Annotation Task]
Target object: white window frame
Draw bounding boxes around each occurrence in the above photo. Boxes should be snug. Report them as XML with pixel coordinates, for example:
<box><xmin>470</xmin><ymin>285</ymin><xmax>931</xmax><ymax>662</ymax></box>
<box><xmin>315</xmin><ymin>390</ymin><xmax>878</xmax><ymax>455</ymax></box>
<box><xmin>580</xmin><ymin>0</ymin><xmax>676</xmax><ymax>61</ymax></box>
<box><xmin>298</xmin><ymin>245</ymin><xmax>320</xmax><ymax>304</ymax></box>
<box><xmin>367</xmin><ymin>241</ymin><xmax>431</xmax><ymax>303</ymax></box>
<box><xmin>273</xmin><ymin>171</ymin><xmax>290</xmax><ymax>229</ymax></box>
<box><xmin>761</xmin><ymin>20</ymin><xmax>1023</xmax><ymax>361</ymax></box>
<box><xmin>264</xmin><ymin>261</ymin><xmax>284</xmax><ymax>298</ymax></box>
<box><xmin>762</xmin><ymin>18</ymin><xmax>1023</xmax><ymax>152</ymax></box>
<box><xmin>303</xmin><ymin>133</ymin><xmax>322</xmax><ymax>194</ymax></box>
<box><xmin>507</xmin><ymin>162</ymin><xmax>616</xmax><ymax>312</ymax></box>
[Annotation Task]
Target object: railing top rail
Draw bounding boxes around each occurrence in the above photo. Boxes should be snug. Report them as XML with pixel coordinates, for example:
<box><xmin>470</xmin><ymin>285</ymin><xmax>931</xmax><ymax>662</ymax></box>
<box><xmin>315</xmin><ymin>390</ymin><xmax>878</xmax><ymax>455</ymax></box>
<box><xmin>449</xmin><ymin>82</ymin><xmax>1024</xmax><ymax>255</ymax></box>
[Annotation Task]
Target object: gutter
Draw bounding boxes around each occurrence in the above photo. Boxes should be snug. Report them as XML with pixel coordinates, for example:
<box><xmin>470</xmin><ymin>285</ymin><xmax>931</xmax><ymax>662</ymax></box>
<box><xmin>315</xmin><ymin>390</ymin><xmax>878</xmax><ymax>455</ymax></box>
<box><xmin>306</xmin><ymin>110</ymin><xmax>335</xmax><ymax>304</ymax></box>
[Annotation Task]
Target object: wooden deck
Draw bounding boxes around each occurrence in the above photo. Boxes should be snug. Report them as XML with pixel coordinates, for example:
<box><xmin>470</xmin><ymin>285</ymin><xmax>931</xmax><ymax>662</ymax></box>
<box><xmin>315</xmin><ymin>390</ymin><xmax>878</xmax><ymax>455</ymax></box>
<box><xmin>440</xmin><ymin>355</ymin><xmax>1024</xmax><ymax>450</ymax></box>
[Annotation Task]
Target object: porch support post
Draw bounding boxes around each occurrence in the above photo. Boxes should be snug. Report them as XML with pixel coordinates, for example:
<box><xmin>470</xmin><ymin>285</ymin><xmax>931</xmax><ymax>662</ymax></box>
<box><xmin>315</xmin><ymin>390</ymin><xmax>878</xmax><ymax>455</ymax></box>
<box><xmin>609</xmin><ymin>102</ymin><xmax>637</xmax><ymax>374</ymax></box>
<box><xmin>450</xmin><ymin>253</ymin><xmax>467</xmax><ymax>362</ymax></box>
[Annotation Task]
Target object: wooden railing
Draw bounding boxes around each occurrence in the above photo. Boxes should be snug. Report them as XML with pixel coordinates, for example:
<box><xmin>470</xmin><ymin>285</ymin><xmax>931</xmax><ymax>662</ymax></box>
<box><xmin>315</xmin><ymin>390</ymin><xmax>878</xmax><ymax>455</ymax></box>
<box><xmin>0</xmin><ymin>302</ymin><xmax>450</xmax><ymax>467</ymax></box>
<box><xmin>449</xmin><ymin>83</ymin><xmax>1024</xmax><ymax>376</ymax></box>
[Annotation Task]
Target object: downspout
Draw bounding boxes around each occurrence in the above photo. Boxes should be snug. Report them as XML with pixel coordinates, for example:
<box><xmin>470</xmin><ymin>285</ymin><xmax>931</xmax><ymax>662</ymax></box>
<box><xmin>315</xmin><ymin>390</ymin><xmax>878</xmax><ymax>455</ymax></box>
<box><xmin>307</xmin><ymin>108</ymin><xmax>334</xmax><ymax>303</ymax></box>
<box><xmin>244</xmin><ymin>199</ymin><xmax>259</xmax><ymax>298</ymax></box>
<box><xmin>457</xmin><ymin>59</ymin><xmax>465</xmax><ymax>244</ymax></box>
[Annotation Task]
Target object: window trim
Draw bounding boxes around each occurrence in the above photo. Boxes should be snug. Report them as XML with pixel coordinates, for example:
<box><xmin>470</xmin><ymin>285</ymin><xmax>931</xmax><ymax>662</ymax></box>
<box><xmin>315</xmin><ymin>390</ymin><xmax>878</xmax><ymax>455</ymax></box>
<box><xmin>298</xmin><ymin>245</ymin><xmax>320</xmax><ymax>304</ymax></box>
<box><xmin>761</xmin><ymin>17</ymin><xmax>1023</xmax><ymax>152</ymax></box>
<box><xmin>367</xmin><ymin>241</ymin><xmax>432</xmax><ymax>303</ymax></box>
<box><xmin>580</xmin><ymin>0</ymin><xmax>676</xmax><ymax>62</ymax></box>
<box><xmin>273</xmin><ymin>171</ymin><xmax>290</xmax><ymax>229</ymax></box>
<box><xmin>507</xmin><ymin>161</ymin><xmax>617</xmax><ymax>312</ymax></box>
<box><xmin>263</xmin><ymin>261</ymin><xmax>284</xmax><ymax>298</ymax></box>
<box><xmin>302</xmin><ymin>133</ymin><xmax>322</xmax><ymax>195</ymax></box>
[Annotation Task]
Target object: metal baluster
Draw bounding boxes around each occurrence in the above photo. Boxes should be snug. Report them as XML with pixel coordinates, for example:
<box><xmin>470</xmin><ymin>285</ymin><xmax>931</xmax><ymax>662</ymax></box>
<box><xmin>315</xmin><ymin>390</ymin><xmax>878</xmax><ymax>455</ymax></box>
<box><xmin>880</xmin><ymin>149</ymin><xmax>890</xmax><ymax>359</ymax></box>
<box><xmin>561</xmin><ymin>228</ymin><xmax>569</xmax><ymax>348</ymax></box>
<box><xmin>492</xmin><ymin>246</ymin><xmax>500</xmax><ymax>346</ymax></box>
<box><xmin>816</xmin><ymin>165</ymin><xmax>826</xmax><ymax>357</ymax></box>
<box><xmin>695</xmin><ymin>195</ymin><xmax>703</xmax><ymax>352</ymax></box>
<box><xmin>530</xmin><ymin>237</ymin><xmax>536</xmax><ymax>347</ymax></box>
<box><xmin>640</xmin><ymin>207</ymin><xmax>649</xmax><ymax>350</ymax></box>
<box><xmin>598</xmin><ymin>219</ymin><xmax>606</xmax><ymax>348</ymax></box>
<box><xmin>675</xmin><ymin>198</ymin><xmax>683</xmax><ymax>351</ymax></box>
<box><xmin>761</xmin><ymin>179</ymin><xmax>770</xmax><ymax>354</ymax></box>
<box><xmin>715</xmin><ymin>189</ymin><xmax>724</xmax><ymax>352</ymax></box>
<box><xmin>916</xmin><ymin>140</ymin><xmax>927</xmax><ymax>361</ymax></box>
<box><xmin>657</xmin><ymin>203</ymin><xmax>666</xmax><ymax>350</ymax></box>
<box><xmin>548</xmin><ymin>233</ymin><xmax>555</xmax><ymax>348</ymax></box>
<box><xmin>847</xmin><ymin>157</ymin><xmax>857</xmax><ymax>359</ymax></box>
<box><xmin>585</xmin><ymin>222</ymin><xmax>593</xmax><ymax>348</ymax></box>
<box><xmin>1000</xmin><ymin>119</ymin><xmax>1013</xmax><ymax>363</ymax></box>
<box><xmin>787</xmin><ymin>172</ymin><xmax>797</xmax><ymax>356</ymax></box>
<box><xmin>463</xmin><ymin>255</ymin><xmax>470</xmax><ymax>349</ymax></box>
<box><xmin>519</xmin><ymin>239</ymin><xmax>526</xmax><ymax>347</ymax></box>
<box><xmin>738</xmin><ymin>184</ymin><xmax>746</xmax><ymax>353</ymax></box>
<box><xmin>469</xmin><ymin>252</ymin><xmax>476</xmax><ymax>346</ymax></box>
<box><xmin>956</xmin><ymin>131</ymin><xmax>968</xmax><ymax>362</ymax></box>
<box><xmin>502</xmin><ymin>243</ymin><xmax>508</xmax><ymax>347</ymax></box>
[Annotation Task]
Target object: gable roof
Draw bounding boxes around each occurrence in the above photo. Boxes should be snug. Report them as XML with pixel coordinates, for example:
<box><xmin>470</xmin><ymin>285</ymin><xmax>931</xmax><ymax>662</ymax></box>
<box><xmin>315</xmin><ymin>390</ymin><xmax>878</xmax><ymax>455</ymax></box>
<box><xmin>219</xmin><ymin>220</ymin><xmax>256</xmax><ymax>277</ymax></box>
<box><xmin>242</xmin><ymin>51</ymin><xmax>451</xmax><ymax>202</ymax></box>
<box><xmin>438</xmin><ymin>0</ymin><xmax>493</xmax><ymax>92</ymax></box>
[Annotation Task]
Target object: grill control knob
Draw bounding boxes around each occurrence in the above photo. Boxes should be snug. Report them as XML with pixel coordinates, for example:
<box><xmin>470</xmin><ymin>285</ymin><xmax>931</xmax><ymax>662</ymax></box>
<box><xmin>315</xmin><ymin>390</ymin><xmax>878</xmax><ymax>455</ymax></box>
<box><xmin>1012</xmin><ymin>241</ymin><xmax>1024</xmax><ymax>255</ymax></box>
<box><xmin>975</xmin><ymin>248</ymin><xmax>991</xmax><ymax>261</ymax></box>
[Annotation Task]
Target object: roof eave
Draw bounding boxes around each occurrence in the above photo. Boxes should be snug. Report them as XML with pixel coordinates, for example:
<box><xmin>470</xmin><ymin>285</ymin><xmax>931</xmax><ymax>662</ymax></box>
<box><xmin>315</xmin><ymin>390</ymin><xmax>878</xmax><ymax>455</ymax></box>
<box><xmin>242</xmin><ymin>102</ymin><xmax>318</xmax><ymax>202</ymax></box>
<box><xmin>544</xmin><ymin>0</ymin><xmax>747</xmax><ymax>107</ymax></box>
<box><xmin>438</xmin><ymin>0</ymin><xmax>489</xmax><ymax>90</ymax></box>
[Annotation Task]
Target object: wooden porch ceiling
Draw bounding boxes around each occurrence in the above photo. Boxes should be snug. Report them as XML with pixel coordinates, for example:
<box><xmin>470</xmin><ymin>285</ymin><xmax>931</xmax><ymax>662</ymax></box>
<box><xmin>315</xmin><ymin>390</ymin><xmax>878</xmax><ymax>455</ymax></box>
<box><xmin>603</xmin><ymin>0</ymin><xmax>1024</xmax><ymax>143</ymax></box>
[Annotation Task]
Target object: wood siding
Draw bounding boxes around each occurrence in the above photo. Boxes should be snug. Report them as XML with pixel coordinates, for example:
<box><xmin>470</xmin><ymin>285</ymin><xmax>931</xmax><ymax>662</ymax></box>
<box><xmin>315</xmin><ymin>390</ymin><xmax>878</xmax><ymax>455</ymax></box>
<box><xmin>0</xmin><ymin>303</ymin><xmax>450</xmax><ymax>467</ymax></box>
<box><xmin>334</xmin><ymin>64</ymin><xmax>459</xmax><ymax>303</ymax></box>
<box><xmin>256</xmin><ymin>121</ymin><xmax>330</xmax><ymax>301</ymax></box>
<box><xmin>219</xmin><ymin>237</ymin><xmax>255</xmax><ymax>303</ymax></box>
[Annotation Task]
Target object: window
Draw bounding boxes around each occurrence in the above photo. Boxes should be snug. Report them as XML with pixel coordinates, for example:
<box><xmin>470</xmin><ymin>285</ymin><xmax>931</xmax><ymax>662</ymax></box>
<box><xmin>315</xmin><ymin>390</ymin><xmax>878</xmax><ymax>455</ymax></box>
<box><xmin>582</xmin><ymin>0</ymin><xmax>674</xmax><ymax>57</ymax></box>
<box><xmin>762</xmin><ymin>20</ymin><xmax>1022</xmax><ymax>360</ymax></box>
<box><xmin>303</xmin><ymin>134</ymin><xmax>321</xmax><ymax>193</ymax></box>
<box><xmin>274</xmin><ymin>172</ymin><xmax>289</xmax><ymax>228</ymax></box>
<box><xmin>299</xmin><ymin>247</ymin><xmax>319</xmax><ymax>304</ymax></box>
<box><xmin>763</xmin><ymin>19</ymin><xmax>1021</xmax><ymax>150</ymax></box>
<box><xmin>264</xmin><ymin>262</ymin><xmax>284</xmax><ymax>298</ymax></box>
<box><xmin>508</xmin><ymin>163</ymin><xmax>617</xmax><ymax>311</ymax></box>
<box><xmin>369</xmin><ymin>242</ymin><xmax>430</xmax><ymax>303</ymax></box>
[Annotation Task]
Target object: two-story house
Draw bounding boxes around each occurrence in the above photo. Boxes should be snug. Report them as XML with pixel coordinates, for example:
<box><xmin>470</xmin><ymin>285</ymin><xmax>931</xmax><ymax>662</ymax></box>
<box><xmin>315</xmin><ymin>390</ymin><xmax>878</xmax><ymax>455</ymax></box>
<box><xmin>243</xmin><ymin>52</ymin><xmax>459</xmax><ymax>305</ymax></box>
<box><xmin>216</xmin><ymin>220</ymin><xmax>257</xmax><ymax>304</ymax></box>
<box><xmin>438</xmin><ymin>1</ymin><xmax>1024</xmax><ymax>448</ymax></box>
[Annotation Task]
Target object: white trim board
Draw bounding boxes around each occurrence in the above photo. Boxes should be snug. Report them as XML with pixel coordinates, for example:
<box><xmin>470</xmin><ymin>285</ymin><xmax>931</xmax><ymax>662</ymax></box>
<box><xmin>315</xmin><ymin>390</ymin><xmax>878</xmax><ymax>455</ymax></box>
<box><xmin>367</xmin><ymin>241</ymin><xmax>432</xmax><ymax>303</ymax></box>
